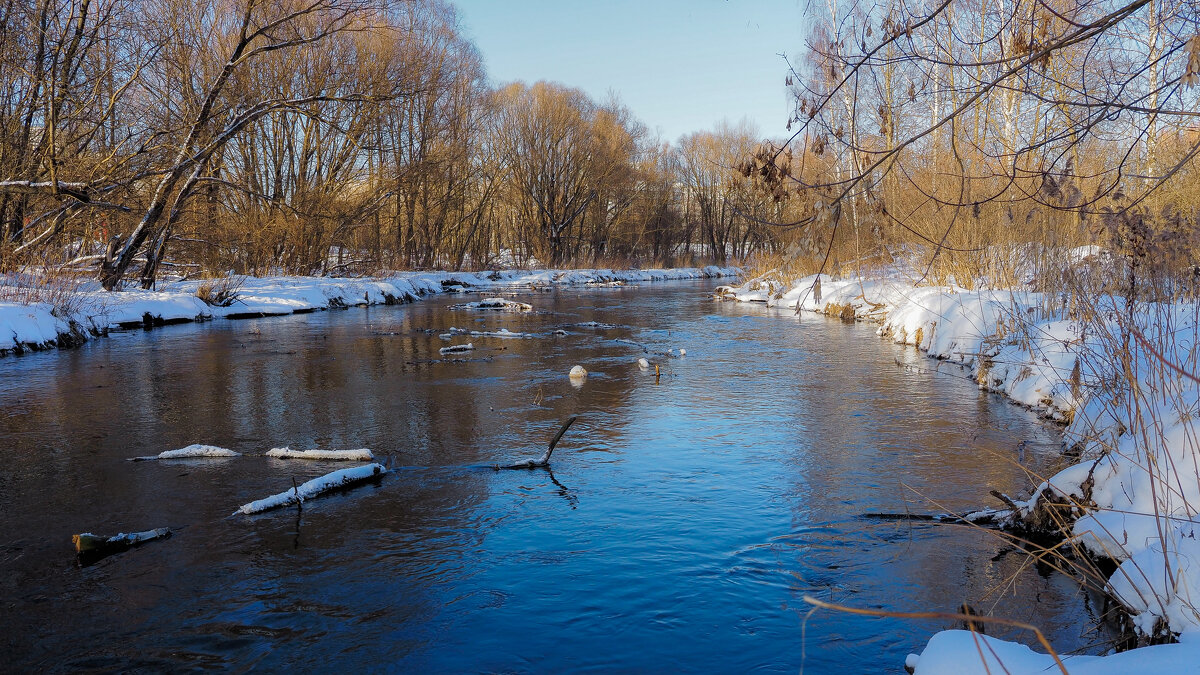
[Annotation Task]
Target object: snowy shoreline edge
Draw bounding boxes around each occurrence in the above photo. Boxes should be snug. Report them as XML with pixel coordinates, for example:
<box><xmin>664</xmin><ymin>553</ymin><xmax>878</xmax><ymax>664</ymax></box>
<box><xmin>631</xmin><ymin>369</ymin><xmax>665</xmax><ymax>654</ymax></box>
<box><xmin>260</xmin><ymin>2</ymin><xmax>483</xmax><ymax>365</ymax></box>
<box><xmin>0</xmin><ymin>266</ymin><xmax>740</xmax><ymax>356</ymax></box>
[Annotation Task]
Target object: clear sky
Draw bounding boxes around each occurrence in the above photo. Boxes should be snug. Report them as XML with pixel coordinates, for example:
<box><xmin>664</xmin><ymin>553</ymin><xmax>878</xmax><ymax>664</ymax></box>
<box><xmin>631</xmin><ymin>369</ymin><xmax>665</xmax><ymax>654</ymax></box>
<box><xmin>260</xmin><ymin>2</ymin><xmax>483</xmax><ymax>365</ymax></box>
<box><xmin>452</xmin><ymin>0</ymin><xmax>809</xmax><ymax>144</ymax></box>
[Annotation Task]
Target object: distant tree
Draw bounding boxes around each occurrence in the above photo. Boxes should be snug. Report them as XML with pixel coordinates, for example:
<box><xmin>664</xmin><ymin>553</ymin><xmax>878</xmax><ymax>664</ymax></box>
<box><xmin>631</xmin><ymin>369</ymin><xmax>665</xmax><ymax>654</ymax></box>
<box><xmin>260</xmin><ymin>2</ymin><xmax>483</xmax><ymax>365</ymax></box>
<box><xmin>677</xmin><ymin>121</ymin><xmax>765</xmax><ymax>264</ymax></box>
<box><xmin>493</xmin><ymin>81</ymin><xmax>602</xmax><ymax>265</ymax></box>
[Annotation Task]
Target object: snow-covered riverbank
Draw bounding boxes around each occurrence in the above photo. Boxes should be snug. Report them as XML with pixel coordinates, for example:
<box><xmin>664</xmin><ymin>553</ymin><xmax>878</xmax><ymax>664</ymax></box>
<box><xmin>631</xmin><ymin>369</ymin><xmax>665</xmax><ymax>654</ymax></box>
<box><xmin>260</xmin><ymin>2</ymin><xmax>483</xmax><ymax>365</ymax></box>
<box><xmin>717</xmin><ymin>271</ymin><xmax>1200</xmax><ymax>673</ymax></box>
<box><xmin>0</xmin><ymin>266</ymin><xmax>738</xmax><ymax>355</ymax></box>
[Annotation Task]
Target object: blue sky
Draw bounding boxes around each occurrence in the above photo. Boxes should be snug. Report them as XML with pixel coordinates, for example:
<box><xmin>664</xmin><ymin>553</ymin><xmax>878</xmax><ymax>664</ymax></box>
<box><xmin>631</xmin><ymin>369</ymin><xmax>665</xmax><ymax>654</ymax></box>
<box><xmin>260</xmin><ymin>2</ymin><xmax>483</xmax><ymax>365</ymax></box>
<box><xmin>453</xmin><ymin>0</ymin><xmax>809</xmax><ymax>144</ymax></box>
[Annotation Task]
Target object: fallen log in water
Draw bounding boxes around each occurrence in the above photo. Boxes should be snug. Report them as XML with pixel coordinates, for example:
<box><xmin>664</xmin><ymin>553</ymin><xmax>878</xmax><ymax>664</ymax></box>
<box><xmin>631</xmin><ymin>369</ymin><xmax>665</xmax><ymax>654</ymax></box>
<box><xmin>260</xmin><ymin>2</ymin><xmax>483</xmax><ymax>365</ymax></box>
<box><xmin>233</xmin><ymin>463</ymin><xmax>386</xmax><ymax>515</ymax></box>
<box><xmin>73</xmin><ymin>527</ymin><xmax>171</xmax><ymax>565</ymax></box>
<box><xmin>265</xmin><ymin>448</ymin><xmax>375</xmax><ymax>461</ymax></box>
<box><xmin>129</xmin><ymin>444</ymin><xmax>240</xmax><ymax>461</ymax></box>
<box><xmin>439</xmin><ymin>342</ymin><xmax>475</xmax><ymax>355</ymax></box>
<box><xmin>497</xmin><ymin>417</ymin><xmax>578</xmax><ymax>470</ymax></box>
<box><xmin>449</xmin><ymin>297</ymin><xmax>533</xmax><ymax>312</ymax></box>
<box><xmin>861</xmin><ymin>507</ymin><xmax>1012</xmax><ymax>527</ymax></box>
<box><xmin>439</xmin><ymin>327</ymin><xmax>536</xmax><ymax>339</ymax></box>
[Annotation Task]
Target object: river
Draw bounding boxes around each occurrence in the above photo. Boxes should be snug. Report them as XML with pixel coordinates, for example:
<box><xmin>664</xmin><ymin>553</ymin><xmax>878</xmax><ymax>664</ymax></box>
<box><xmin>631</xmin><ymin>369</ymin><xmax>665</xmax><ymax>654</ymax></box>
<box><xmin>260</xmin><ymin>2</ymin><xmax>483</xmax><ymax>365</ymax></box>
<box><xmin>0</xmin><ymin>279</ymin><xmax>1110</xmax><ymax>671</ymax></box>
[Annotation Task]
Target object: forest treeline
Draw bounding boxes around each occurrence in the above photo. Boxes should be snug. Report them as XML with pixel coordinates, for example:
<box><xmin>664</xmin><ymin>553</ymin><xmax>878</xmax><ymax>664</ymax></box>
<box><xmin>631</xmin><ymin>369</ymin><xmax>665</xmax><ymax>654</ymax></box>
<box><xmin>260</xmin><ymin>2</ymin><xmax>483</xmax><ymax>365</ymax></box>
<box><xmin>2</xmin><ymin>0</ymin><xmax>1196</xmax><ymax>292</ymax></box>
<box><xmin>0</xmin><ymin>0</ymin><xmax>789</xmax><ymax>290</ymax></box>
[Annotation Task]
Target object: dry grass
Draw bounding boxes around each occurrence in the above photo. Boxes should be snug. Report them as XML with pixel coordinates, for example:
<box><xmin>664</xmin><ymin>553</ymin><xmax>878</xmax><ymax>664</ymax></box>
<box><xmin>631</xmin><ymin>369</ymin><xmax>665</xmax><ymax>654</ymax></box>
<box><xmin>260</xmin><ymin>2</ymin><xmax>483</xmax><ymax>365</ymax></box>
<box><xmin>0</xmin><ymin>269</ymin><xmax>89</xmax><ymax>317</ymax></box>
<box><xmin>822</xmin><ymin>301</ymin><xmax>857</xmax><ymax>321</ymax></box>
<box><xmin>743</xmin><ymin>251</ymin><xmax>817</xmax><ymax>281</ymax></box>
<box><xmin>195</xmin><ymin>275</ymin><xmax>245</xmax><ymax>307</ymax></box>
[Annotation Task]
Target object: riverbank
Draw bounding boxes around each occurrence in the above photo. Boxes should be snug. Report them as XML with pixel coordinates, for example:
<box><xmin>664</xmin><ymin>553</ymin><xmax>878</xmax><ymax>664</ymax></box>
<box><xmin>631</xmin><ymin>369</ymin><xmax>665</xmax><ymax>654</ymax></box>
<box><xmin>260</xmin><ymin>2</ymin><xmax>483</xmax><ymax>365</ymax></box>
<box><xmin>716</xmin><ymin>271</ymin><xmax>1200</xmax><ymax>673</ymax></box>
<box><xmin>0</xmin><ymin>266</ymin><xmax>739</xmax><ymax>356</ymax></box>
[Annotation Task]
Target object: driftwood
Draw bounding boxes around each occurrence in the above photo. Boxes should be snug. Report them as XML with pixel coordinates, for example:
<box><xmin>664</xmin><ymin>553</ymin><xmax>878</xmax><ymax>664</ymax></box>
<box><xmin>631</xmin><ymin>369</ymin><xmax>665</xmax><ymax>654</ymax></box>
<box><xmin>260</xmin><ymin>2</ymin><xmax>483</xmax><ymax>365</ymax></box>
<box><xmin>864</xmin><ymin>490</ymin><xmax>1025</xmax><ymax>528</ymax></box>
<box><xmin>497</xmin><ymin>417</ymin><xmax>578</xmax><ymax>470</ymax></box>
<box><xmin>449</xmin><ymin>298</ymin><xmax>533</xmax><ymax>312</ymax></box>
<box><xmin>265</xmin><ymin>448</ymin><xmax>375</xmax><ymax>461</ymax></box>
<box><xmin>233</xmin><ymin>463</ymin><xmax>387</xmax><ymax>515</ymax></box>
<box><xmin>73</xmin><ymin>527</ymin><xmax>171</xmax><ymax>565</ymax></box>
<box><xmin>861</xmin><ymin>507</ymin><xmax>1011</xmax><ymax>527</ymax></box>
<box><xmin>129</xmin><ymin>444</ymin><xmax>240</xmax><ymax>461</ymax></box>
<box><xmin>862</xmin><ymin>512</ymin><xmax>957</xmax><ymax>522</ymax></box>
<box><xmin>439</xmin><ymin>343</ymin><xmax>475</xmax><ymax>355</ymax></box>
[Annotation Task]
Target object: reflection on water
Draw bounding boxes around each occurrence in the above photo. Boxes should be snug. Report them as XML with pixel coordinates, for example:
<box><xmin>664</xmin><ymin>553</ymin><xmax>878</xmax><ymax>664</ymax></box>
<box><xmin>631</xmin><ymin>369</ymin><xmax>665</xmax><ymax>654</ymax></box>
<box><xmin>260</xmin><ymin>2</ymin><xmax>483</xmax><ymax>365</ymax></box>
<box><xmin>0</xmin><ymin>281</ymin><xmax>1110</xmax><ymax>671</ymax></box>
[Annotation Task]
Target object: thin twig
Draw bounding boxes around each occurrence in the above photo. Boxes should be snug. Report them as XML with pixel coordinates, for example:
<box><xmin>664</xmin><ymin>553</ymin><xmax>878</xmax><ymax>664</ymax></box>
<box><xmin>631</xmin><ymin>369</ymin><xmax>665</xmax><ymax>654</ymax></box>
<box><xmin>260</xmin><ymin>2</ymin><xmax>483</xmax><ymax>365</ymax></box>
<box><xmin>801</xmin><ymin>596</ymin><xmax>1069</xmax><ymax>674</ymax></box>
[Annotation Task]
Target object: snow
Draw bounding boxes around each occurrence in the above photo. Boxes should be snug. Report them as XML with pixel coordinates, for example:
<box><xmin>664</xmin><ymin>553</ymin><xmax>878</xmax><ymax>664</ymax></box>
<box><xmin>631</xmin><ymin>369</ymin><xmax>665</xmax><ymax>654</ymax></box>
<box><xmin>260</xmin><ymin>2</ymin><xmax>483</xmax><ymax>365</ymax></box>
<box><xmin>439</xmin><ymin>342</ymin><xmax>475</xmax><ymax>355</ymax></box>
<box><xmin>76</xmin><ymin>527</ymin><xmax>171</xmax><ymax>547</ymax></box>
<box><xmin>911</xmin><ymin>629</ymin><xmax>1200</xmax><ymax>674</ymax></box>
<box><xmin>265</xmin><ymin>448</ymin><xmax>375</xmax><ymax>461</ymax></box>
<box><xmin>440</xmin><ymin>327</ymin><xmax>535</xmax><ymax>339</ymax></box>
<box><xmin>637</xmin><ymin>358</ymin><xmax>650</xmax><ymax>370</ymax></box>
<box><xmin>96</xmin><ymin>290</ymin><xmax>213</xmax><ymax>326</ymax></box>
<box><xmin>0</xmin><ymin>301</ymin><xmax>76</xmax><ymax>353</ymax></box>
<box><xmin>569</xmin><ymin>365</ymin><xmax>587</xmax><ymax>379</ymax></box>
<box><xmin>233</xmin><ymin>463</ymin><xmax>386</xmax><ymax>515</ymax></box>
<box><xmin>0</xmin><ymin>266</ymin><xmax>739</xmax><ymax>355</ymax></box>
<box><xmin>450</xmin><ymin>297</ymin><xmax>534</xmax><ymax>312</ymax></box>
<box><xmin>132</xmin><ymin>444</ymin><xmax>241</xmax><ymax>460</ymax></box>
<box><xmin>1107</xmin><ymin>525</ymin><xmax>1200</xmax><ymax>635</ymax></box>
<box><xmin>102</xmin><ymin>527</ymin><xmax>171</xmax><ymax>546</ymax></box>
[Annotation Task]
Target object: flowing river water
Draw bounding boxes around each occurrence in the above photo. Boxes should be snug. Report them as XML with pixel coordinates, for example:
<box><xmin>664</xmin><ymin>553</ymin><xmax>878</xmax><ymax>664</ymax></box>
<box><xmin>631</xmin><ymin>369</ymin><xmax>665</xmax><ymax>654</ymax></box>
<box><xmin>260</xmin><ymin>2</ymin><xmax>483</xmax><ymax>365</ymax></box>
<box><xmin>0</xmin><ymin>280</ymin><xmax>1112</xmax><ymax>671</ymax></box>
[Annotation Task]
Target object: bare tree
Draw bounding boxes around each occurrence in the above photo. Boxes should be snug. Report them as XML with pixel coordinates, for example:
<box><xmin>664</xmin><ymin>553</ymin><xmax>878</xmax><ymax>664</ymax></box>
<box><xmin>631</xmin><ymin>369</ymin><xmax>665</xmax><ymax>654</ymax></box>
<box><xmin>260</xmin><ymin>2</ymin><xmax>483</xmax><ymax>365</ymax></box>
<box><xmin>98</xmin><ymin>0</ymin><xmax>381</xmax><ymax>289</ymax></box>
<box><xmin>757</xmin><ymin>0</ymin><xmax>1200</xmax><ymax>284</ymax></box>
<box><xmin>0</xmin><ymin>0</ymin><xmax>147</xmax><ymax>258</ymax></box>
<box><xmin>493</xmin><ymin>81</ymin><xmax>603</xmax><ymax>266</ymax></box>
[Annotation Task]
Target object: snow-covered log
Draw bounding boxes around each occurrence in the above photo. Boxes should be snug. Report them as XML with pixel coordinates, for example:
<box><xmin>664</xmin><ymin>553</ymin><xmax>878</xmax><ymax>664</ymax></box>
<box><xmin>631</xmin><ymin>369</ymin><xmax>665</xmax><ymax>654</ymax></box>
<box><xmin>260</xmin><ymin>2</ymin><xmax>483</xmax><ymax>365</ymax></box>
<box><xmin>440</xmin><ymin>327</ymin><xmax>535</xmax><ymax>339</ymax></box>
<box><xmin>450</xmin><ymin>297</ymin><xmax>533</xmax><ymax>311</ymax></box>
<box><xmin>265</xmin><ymin>448</ymin><xmax>375</xmax><ymax>461</ymax></box>
<box><xmin>439</xmin><ymin>342</ymin><xmax>475</xmax><ymax>355</ymax></box>
<box><xmin>73</xmin><ymin>527</ymin><xmax>171</xmax><ymax>564</ymax></box>
<box><xmin>130</xmin><ymin>444</ymin><xmax>240</xmax><ymax>461</ymax></box>
<box><xmin>233</xmin><ymin>463</ymin><xmax>386</xmax><ymax>515</ymax></box>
